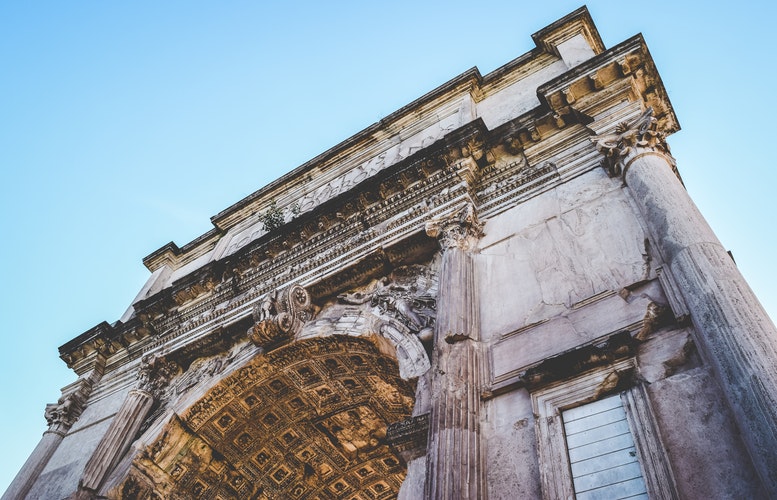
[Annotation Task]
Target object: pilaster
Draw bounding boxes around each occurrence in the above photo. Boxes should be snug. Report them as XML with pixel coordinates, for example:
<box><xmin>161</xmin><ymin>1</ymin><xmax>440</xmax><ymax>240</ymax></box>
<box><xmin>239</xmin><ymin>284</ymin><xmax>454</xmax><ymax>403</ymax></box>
<box><xmin>592</xmin><ymin>107</ymin><xmax>777</xmax><ymax>495</ymax></box>
<box><xmin>2</xmin><ymin>358</ymin><xmax>104</xmax><ymax>500</ymax></box>
<box><xmin>72</xmin><ymin>354</ymin><xmax>179</xmax><ymax>499</ymax></box>
<box><xmin>424</xmin><ymin>204</ymin><xmax>485</xmax><ymax>499</ymax></box>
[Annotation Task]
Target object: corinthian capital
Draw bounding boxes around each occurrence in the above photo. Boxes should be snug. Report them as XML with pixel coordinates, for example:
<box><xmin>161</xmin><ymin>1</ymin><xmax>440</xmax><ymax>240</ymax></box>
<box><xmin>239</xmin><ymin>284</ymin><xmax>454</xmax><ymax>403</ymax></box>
<box><xmin>425</xmin><ymin>204</ymin><xmax>484</xmax><ymax>251</ymax></box>
<box><xmin>591</xmin><ymin>107</ymin><xmax>674</xmax><ymax>178</ymax></box>
<box><xmin>136</xmin><ymin>353</ymin><xmax>180</xmax><ymax>398</ymax></box>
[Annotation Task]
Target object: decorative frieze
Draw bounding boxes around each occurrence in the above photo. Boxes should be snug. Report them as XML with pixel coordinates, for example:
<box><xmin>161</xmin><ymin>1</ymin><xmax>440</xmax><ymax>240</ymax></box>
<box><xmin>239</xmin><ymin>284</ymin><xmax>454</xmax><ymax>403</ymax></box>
<box><xmin>61</xmin><ymin>108</ymin><xmax>590</xmax><ymax>373</ymax></box>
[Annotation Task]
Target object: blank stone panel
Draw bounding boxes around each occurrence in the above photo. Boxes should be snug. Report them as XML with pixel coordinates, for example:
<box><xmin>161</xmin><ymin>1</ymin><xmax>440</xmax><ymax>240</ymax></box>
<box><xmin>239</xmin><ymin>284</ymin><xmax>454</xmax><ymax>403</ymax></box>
<box><xmin>562</xmin><ymin>395</ymin><xmax>648</xmax><ymax>500</ymax></box>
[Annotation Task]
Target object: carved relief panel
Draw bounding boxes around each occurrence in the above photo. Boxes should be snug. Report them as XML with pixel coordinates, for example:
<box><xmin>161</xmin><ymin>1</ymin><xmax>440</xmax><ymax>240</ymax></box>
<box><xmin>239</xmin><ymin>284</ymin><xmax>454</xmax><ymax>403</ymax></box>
<box><xmin>112</xmin><ymin>336</ymin><xmax>415</xmax><ymax>500</ymax></box>
<box><xmin>301</xmin><ymin>263</ymin><xmax>439</xmax><ymax>380</ymax></box>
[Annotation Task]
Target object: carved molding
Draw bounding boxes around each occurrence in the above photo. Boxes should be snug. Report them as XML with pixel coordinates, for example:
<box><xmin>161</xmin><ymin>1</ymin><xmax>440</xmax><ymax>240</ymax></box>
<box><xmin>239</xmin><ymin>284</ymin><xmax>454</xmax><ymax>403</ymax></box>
<box><xmin>591</xmin><ymin>107</ymin><xmax>674</xmax><ymax>178</ymax></box>
<box><xmin>61</xmin><ymin>114</ymin><xmax>588</xmax><ymax>371</ymax></box>
<box><xmin>425</xmin><ymin>203</ymin><xmax>484</xmax><ymax>251</ymax></box>
<box><xmin>248</xmin><ymin>283</ymin><xmax>316</xmax><ymax>350</ymax></box>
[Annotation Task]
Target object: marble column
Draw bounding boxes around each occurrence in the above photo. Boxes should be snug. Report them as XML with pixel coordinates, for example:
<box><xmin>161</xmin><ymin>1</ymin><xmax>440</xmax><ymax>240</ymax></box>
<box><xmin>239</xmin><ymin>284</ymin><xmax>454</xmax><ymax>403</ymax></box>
<box><xmin>424</xmin><ymin>204</ymin><xmax>484</xmax><ymax>500</ymax></box>
<box><xmin>3</xmin><ymin>427</ymin><xmax>70</xmax><ymax>500</ymax></box>
<box><xmin>2</xmin><ymin>363</ymin><xmax>103</xmax><ymax>500</ymax></box>
<box><xmin>593</xmin><ymin>108</ymin><xmax>777</xmax><ymax>495</ymax></box>
<box><xmin>73</xmin><ymin>354</ymin><xmax>179</xmax><ymax>499</ymax></box>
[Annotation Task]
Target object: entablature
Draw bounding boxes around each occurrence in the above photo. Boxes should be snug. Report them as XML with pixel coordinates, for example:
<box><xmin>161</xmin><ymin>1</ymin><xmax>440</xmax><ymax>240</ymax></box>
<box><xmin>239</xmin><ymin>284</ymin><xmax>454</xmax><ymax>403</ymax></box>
<box><xmin>140</xmin><ymin>8</ymin><xmax>612</xmax><ymax>277</ymax></box>
<box><xmin>62</xmin><ymin>7</ymin><xmax>678</xmax><ymax>380</ymax></box>
<box><xmin>539</xmin><ymin>34</ymin><xmax>679</xmax><ymax>136</ymax></box>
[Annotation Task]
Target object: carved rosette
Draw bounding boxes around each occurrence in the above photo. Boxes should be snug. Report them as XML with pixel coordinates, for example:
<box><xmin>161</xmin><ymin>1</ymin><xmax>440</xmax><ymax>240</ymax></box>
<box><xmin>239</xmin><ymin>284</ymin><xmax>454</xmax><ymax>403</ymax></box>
<box><xmin>248</xmin><ymin>283</ymin><xmax>315</xmax><ymax>349</ymax></box>
<box><xmin>425</xmin><ymin>203</ymin><xmax>484</xmax><ymax>251</ymax></box>
<box><xmin>591</xmin><ymin>107</ymin><xmax>674</xmax><ymax>178</ymax></box>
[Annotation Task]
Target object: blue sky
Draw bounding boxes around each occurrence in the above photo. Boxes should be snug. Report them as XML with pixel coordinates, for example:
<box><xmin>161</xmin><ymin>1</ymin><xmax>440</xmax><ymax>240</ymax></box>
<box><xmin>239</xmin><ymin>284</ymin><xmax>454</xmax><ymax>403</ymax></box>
<box><xmin>1</xmin><ymin>1</ymin><xmax>775</xmax><ymax>491</ymax></box>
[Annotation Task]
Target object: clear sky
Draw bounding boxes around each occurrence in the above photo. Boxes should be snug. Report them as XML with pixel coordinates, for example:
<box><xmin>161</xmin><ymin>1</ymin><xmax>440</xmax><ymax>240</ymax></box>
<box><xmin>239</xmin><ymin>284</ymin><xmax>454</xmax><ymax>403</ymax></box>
<box><xmin>1</xmin><ymin>1</ymin><xmax>775</xmax><ymax>492</ymax></box>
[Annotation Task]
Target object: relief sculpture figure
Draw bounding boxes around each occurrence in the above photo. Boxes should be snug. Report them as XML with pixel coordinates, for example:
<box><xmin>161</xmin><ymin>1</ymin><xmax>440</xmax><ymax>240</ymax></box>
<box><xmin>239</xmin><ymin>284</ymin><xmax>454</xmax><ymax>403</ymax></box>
<box><xmin>338</xmin><ymin>265</ymin><xmax>436</xmax><ymax>345</ymax></box>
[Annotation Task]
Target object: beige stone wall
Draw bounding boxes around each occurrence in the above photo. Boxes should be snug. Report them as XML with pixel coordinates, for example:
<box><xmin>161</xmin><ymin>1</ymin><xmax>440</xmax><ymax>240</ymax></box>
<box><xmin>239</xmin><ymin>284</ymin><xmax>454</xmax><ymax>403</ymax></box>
<box><xmin>8</xmin><ymin>7</ymin><xmax>775</xmax><ymax>499</ymax></box>
<box><xmin>474</xmin><ymin>172</ymin><xmax>764</xmax><ymax>496</ymax></box>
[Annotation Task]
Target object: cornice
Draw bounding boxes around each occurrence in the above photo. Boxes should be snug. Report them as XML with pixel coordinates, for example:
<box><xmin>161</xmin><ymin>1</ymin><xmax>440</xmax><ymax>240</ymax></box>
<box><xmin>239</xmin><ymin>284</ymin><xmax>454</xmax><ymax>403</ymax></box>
<box><xmin>61</xmin><ymin>122</ymin><xmax>492</xmax><ymax>371</ymax></box>
<box><xmin>142</xmin><ymin>8</ymin><xmax>605</xmax><ymax>272</ymax></box>
<box><xmin>531</xmin><ymin>6</ymin><xmax>606</xmax><ymax>58</ymax></box>
<box><xmin>63</xmin><ymin>8</ymin><xmax>681</xmax><ymax>378</ymax></box>
<box><xmin>538</xmin><ymin>34</ymin><xmax>679</xmax><ymax>136</ymax></box>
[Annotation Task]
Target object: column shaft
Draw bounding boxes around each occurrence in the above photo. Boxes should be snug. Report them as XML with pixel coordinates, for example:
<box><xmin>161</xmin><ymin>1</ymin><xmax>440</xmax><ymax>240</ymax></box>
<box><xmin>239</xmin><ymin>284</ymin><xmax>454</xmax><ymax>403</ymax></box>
<box><xmin>2</xmin><ymin>430</ymin><xmax>66</xmax><ymax>500</ymax></box>
<box><xmin>426</xmin><ymin>243</ymin><xmax>483</xmax><ymax>499</ymax></box>
<box><xmin>79</xmin><ymin>389</ymin><xmax>155</xmax><ymax>493</ymax></box>
<box><xmin>624</xmin><ymin>150</ymin><xmax>777</xmax><ymax>494</ymax></box>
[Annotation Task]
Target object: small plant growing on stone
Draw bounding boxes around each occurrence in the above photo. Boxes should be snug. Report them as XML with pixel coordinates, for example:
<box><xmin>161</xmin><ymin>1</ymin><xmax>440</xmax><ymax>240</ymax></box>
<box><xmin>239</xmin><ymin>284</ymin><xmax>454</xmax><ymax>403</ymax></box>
<box><xmin>258</xmin><ymin>201</ymin><xmax>302</xmax><ymax>232</ymax></box>
<box><xmin>258</xmin><ymin>200</ymin><xmax>285</xmax><ymax>232</ymax></box>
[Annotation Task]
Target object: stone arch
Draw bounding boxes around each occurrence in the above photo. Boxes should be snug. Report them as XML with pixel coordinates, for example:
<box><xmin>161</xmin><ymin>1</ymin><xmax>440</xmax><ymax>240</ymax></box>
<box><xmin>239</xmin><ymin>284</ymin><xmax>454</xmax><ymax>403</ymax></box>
<box><xmin>112</xmin><ymin>335</ymin><xmax>415</xmax><ymax>499</ymax></box>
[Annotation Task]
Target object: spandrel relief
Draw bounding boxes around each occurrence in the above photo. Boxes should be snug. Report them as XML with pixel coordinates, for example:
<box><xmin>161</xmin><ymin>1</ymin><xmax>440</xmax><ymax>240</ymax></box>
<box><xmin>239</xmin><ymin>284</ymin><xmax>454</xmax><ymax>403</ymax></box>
<box><xmin>338</xmin><ymin>266</ymin><xmax>437</xmax><ymax>341</ymax></box>
<box><xmin>174</xmin><ymin>341</ymin><xmax>255</xmax><ymax>397</ymax></box>
<box><xmin>299</xmin><ymin>263</ymin><xmax>438</xmax><ymax>380</ymax></box>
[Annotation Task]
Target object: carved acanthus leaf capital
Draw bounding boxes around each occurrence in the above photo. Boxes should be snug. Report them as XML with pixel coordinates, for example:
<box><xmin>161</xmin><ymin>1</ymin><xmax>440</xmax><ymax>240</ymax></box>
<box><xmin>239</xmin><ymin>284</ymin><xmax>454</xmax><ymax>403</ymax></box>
<box><xmin>45</xmin><ymin>363</ymin><xmax>103</xmax><ymax>430</ymax></box>
<box><xmin>591</xmin><ymin>107</ymin><xmax>674</xmax><ymax>178</ymax></box>
<box><xmin>45</xmin><ymin>392</ymin><xmax>86</xmax><ymax>429</ymax></box>
<box><xmin>425</xmin><ymin>204</ymin><xmax>484</xmax><ymax>251</ymax></box>
<box><xmin>137</xmin><ymin>353</ymin><xmax>180</xmax><ymax>398</ymax></box>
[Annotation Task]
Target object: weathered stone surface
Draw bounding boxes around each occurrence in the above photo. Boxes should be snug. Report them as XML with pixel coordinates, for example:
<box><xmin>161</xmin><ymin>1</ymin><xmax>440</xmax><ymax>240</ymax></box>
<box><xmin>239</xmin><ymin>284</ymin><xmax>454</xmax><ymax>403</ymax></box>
<box><xmin>484</xmin><ymin>389</ymin><xmax>542</xmax><ymax>499</ymax></box>
<box><xmin>648</xmin><ymin>368</ymin><xmax>767</xmax><ymax>499</ymax></box>
<box><xmin>8</xmin><ymin>7</ymin><xmax>775</xmax><ymax>500</ymax></box>
<box><xmin>595</xmin><ymin>107</ymin><xmax>777</xmax><ymax>494</ymax></box>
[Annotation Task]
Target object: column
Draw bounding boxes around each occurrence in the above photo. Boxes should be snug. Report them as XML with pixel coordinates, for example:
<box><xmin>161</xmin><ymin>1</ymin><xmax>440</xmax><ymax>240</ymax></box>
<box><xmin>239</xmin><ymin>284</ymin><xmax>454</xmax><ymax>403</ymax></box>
<box><xmin>2</xmin><ymin>363</ymin><xmax>103</xmax><ymax>500</ymax></box>
<box><xmin>72</xmin><ymin>354</ymin><xmax>179</xmax><ymax>499</ymax></box>
<box><xmin>424</xmin><ymin>204</ymin><xmax>484</xmax><ymax>500</ymax></box>
<box><xmin>3</xmin><ymin>428</ymin><xmax>68</xmax><ymax>500</ymax></box>
<box><xmin>593</xmin><ymin>108</ymin><xmax>777</xmax><ymax>495</ymax></box>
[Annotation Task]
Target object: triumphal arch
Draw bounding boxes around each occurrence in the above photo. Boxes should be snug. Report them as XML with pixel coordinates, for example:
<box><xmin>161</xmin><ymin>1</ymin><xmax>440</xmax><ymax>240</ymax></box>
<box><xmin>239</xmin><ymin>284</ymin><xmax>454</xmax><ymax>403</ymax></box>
<box><xmin>7</xmin><ymin>7</ymin><xmax>777</xmax><ymax>499</ymax></box>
